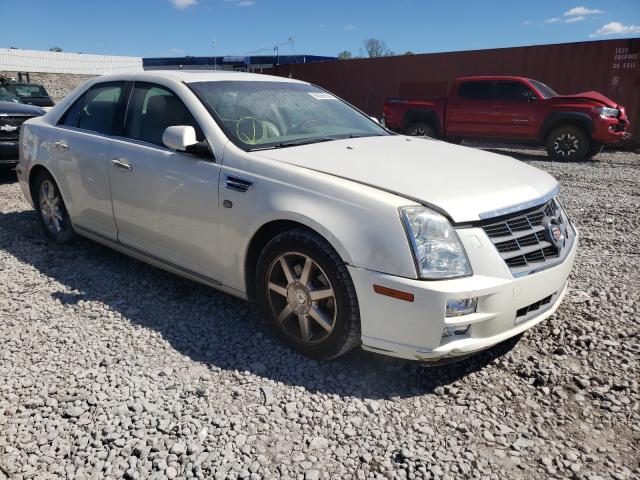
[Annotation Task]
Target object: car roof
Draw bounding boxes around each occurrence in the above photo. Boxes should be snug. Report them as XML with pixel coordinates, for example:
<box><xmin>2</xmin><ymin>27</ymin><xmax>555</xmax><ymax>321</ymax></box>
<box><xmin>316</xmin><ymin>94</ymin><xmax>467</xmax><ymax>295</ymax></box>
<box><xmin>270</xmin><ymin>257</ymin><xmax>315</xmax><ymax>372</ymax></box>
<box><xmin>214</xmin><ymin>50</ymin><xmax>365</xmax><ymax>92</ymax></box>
<box><xmin>95</xmin><ymin>70</ymin><xmax>308</xmax><ymax>85</ymax></box>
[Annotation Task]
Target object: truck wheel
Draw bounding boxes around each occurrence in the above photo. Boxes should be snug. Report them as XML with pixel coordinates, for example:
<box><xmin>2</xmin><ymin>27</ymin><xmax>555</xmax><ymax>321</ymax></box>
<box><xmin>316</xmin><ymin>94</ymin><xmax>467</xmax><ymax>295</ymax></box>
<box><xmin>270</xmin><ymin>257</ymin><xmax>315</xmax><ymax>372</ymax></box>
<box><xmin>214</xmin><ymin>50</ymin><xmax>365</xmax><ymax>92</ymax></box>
<box><xmin>545</xmin><ymin>126</ymin><xmax>589</xmax><ymax>161</ymax></box>
<box><xmin>255</xmin><ymin>229</ymin><xmax>361</xmax><ymax>360</ymax></box>
<box><xmin>406</xmin><ymin>121</ymin><xmax>436</xmax><ymax>138</ymax></box>
<box><xmin>585</xmin><ymin>142</ymin><xmax>604</xmax><ymax>159</ymax></box>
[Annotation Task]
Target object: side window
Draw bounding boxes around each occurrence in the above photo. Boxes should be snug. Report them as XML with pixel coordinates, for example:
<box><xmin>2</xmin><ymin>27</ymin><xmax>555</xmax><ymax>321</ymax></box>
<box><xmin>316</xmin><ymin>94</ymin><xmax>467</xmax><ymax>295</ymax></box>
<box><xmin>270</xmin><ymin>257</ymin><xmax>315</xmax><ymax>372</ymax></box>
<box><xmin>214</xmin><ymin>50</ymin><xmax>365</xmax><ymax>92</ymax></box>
<box><xmin>494</xmin><ymin>81</ymin><xmax>535</xmax><ymax>102</ymax></box>
<box><xmin>458</xmin><ymin>81</ymin><xmax>493</xmax><ymax>100</ymax></box>
<box><xmin>123</xmin><ymin>83</ymin><xmax>204</xmax><ymax>147</ymax></box>
<box><xmin>77</xmin><ymin>83</ymin><xmax>124</xmax><ymax>135</ymax></box>
<box><xmin>58</xmin><ymin>94</ymin><xmax>85</xmax><ymax>127</ymax></box>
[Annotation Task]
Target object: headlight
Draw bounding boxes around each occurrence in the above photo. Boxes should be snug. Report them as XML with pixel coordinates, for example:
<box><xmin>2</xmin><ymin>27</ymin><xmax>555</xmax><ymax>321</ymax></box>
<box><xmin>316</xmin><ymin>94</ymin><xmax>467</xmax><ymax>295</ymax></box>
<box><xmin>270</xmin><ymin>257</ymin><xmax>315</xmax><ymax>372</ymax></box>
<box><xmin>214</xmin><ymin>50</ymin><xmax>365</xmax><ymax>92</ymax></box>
<box><xmin>592</xmin><ymin>106</ymin><xmax>619</xmax><ymax>118</ymax></box>
<box><xmin>400</xmin><ymin>206</ymin><xmax>472</xmax><ymax>279</ymax></box>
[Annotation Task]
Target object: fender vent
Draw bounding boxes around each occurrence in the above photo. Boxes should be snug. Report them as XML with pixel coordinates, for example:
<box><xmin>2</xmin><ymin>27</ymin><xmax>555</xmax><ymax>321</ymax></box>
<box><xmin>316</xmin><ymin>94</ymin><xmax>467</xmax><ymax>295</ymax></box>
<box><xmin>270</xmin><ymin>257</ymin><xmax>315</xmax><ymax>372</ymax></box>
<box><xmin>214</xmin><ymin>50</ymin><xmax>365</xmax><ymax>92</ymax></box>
<box><xmin>223</xmin><ymin>174</ymin><xmax>254</xmax><ymax>193</ymax></box>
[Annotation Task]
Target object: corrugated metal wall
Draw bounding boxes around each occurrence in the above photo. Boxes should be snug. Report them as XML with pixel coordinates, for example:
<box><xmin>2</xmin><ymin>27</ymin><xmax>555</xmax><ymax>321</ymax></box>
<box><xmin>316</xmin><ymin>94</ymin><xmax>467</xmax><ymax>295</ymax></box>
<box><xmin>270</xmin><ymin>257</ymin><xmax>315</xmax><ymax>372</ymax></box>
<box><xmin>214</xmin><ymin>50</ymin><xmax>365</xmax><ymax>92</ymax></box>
<box><xmin>270</xmin><ymin>39</ymin><xmax>640</xmax><ymax>144</ymax></box>
<box><xmin>0</xmin><ymin>49</ymin><xmax>143</xmax><ymax>75</ymax></box>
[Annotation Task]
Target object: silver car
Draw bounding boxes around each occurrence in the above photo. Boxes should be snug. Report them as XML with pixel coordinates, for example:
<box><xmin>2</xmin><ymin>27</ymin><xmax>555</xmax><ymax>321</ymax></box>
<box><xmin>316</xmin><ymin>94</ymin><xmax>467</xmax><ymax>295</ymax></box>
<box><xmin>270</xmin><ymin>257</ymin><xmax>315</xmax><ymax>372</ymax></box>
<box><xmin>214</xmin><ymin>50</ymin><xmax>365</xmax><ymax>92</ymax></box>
<box><xmin>17</xmin><ymin>71</ymin><xmax>577</xmax><ymax>361</ymax></box>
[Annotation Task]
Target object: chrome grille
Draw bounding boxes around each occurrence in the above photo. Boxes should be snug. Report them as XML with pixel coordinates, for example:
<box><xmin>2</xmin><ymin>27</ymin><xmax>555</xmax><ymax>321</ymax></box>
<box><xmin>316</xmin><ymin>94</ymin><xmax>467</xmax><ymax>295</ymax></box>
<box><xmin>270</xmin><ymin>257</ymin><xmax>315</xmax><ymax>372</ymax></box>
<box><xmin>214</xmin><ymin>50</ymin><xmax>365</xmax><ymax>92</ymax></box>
<box><xmin>482</xmin><ymin>198</ymin><xmax>572</xmax><ymax>277</ymax></box>
<box><xmin>0</xmin><ymin>115</ymin><xmax>33</xmax><ymax>140</ymax></box>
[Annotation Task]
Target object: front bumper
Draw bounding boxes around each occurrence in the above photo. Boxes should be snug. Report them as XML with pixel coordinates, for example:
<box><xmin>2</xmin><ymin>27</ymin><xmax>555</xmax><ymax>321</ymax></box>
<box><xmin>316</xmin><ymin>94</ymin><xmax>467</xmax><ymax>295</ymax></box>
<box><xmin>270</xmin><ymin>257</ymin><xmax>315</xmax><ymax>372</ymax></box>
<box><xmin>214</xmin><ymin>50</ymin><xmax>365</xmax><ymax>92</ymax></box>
<box><xmin>592</xmin><ymin>116</ymin><xmax>631</xmax><ymax>144</ymax></box>
<box><xmin>0</xmin><ymin>140</ymin><xmax>19</xmax><ymax>165</ymax></box>
<box><xmin>349</xmin><ymin>227</ymin><xmax>578</xmax><ymax>361</ymax></box>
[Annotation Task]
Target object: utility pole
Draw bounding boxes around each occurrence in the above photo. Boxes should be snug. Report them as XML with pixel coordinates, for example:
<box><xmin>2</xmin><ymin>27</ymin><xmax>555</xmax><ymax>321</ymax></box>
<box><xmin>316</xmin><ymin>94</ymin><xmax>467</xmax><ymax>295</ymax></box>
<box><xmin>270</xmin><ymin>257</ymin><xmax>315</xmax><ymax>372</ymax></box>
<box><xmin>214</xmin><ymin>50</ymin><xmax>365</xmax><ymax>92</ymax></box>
<box><xmin>213</xmin><ymin>40</ymin><xmax>217</xmax><ymax>70</ymax></box>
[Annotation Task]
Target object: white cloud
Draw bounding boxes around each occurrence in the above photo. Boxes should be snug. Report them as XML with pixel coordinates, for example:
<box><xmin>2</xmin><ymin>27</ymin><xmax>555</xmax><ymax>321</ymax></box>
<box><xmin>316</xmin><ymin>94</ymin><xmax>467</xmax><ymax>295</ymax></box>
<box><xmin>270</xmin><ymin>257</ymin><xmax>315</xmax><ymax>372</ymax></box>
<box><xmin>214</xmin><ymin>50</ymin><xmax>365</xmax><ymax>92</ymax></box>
<box><xmin>224</xmin><ymin>0</ymin><xmax>255</xmax><ymax>6</ymax></box>
<box><xmin>545</xmin><ymin>17</ymin><xmax>560</xmax><ymax>23</ymax></box>
<box><xmin>564</xmin><ymin>6</ymin><xmax>604</xmax><ymax>17</ymax></box>
<box><xmin>344</xmin><ymin>24</ymin><xmax>356</xmax><ymax>31</ymax></box>
<box><xmin>565</xmin><ymin>15</ymin><xmax>586</xmax><ymax>23</ymax></box>
<box><xmin>166</xmin><ymin>48</ymin><xmax>184</xmax><ymax>55</ymax></box>
<box><xmin>169</xmin><ymin>0</ymin><xmax>197</xmax><ymax>9</ymax></box>
<box><xmin>590</xmin><ymin>22</ymin><xmax>640</xmax><ymax>37</ymax></box>
<box><xmin>522</xmin><ymin>20</ymin><xmax>533</xmax><ymax>26</ymax></box>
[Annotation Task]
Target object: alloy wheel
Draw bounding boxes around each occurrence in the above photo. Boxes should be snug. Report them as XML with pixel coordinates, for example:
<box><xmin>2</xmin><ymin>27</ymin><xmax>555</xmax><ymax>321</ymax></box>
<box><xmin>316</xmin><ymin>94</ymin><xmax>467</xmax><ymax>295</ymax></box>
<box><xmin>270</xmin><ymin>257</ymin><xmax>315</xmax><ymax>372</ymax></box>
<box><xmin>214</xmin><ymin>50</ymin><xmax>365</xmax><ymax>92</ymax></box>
<box><xmin>266</xmin><ymin>252</ymin><xmax>337</xmax><ymax>344</ymax></box>
<box><xmin>39</xmin><ymin>180</ymin><xmax>63</xmax><ymax>234</ymax></box>
<box><xmin>553</xmin><ymin>133</ymin><xmax>579</xmax><ymax>157</ymax></box>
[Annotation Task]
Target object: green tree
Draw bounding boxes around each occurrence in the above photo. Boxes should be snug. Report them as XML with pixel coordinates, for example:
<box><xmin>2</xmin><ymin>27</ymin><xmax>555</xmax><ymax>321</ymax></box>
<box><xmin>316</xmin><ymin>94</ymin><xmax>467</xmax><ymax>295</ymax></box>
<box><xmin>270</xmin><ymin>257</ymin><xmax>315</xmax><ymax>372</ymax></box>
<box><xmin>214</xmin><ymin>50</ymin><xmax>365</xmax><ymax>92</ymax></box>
<box><xmin>337</xmin><ymin>50</ymin><xmax>352</xmax><ymax>60</ymax></box>
<box><xmin>49</xmin><ymin>47</ymin><xmax>63</xmax><ymax>52</ymax></box>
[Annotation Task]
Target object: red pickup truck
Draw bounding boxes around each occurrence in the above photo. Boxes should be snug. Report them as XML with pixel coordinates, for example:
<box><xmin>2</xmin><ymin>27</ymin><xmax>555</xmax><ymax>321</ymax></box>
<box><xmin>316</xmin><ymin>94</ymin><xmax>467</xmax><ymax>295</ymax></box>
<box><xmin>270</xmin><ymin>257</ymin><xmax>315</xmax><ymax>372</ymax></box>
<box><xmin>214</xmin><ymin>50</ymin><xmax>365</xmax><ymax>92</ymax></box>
<box><xmin>383</xmin><ymin>76</ymin><xmax>630</xmax><ymax>161</ymax></box>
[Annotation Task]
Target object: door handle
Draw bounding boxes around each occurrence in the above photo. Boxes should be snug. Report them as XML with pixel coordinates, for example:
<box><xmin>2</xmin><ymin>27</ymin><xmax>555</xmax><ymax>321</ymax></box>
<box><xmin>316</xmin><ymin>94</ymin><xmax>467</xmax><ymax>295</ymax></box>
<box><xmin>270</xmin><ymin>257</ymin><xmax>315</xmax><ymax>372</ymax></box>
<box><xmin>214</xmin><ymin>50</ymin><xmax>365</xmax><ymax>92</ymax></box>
<box><xmin>111</xmin><ymin>158</ymin><xmax>132</xmax><ymax>171</ymax></box>
<box><xmin>54</xmin><ymin>141</ymin><xmax>69</xmax><ymax>150</ymax></box>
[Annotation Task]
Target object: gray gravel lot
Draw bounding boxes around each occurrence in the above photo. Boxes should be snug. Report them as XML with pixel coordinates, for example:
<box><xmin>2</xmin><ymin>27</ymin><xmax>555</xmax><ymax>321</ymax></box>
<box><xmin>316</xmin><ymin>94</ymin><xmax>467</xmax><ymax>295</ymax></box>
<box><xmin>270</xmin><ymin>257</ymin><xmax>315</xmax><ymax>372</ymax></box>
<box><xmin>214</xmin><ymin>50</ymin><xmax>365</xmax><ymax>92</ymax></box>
<box><xmin>0</xmin><ymin>147</ymin><xmax>638</xmax><ymax>480</ymax></box>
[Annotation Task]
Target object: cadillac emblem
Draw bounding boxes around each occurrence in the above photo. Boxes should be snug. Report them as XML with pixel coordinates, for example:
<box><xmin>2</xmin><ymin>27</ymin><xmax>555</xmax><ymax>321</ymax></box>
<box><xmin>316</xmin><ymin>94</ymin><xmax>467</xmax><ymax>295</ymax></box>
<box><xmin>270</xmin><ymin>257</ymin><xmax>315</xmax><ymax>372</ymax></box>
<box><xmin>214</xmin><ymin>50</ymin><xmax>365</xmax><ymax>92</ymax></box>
<box><xmin>0</xmin><ymin>124</ymin><xmax>18</xmax><ymax>132</ymax></box>
<box><xmin>542</xmin><ymin>215</ymin><xmax>566</xmax><ymax>249</ymax></box>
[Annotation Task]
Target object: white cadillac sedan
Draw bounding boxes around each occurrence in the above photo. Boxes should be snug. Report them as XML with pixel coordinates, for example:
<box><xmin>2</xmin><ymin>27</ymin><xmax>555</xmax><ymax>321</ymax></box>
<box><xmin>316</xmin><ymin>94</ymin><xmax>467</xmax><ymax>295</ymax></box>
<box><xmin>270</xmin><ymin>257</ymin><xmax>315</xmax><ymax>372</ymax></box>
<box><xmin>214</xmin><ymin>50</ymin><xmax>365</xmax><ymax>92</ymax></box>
<box><xmin>17</xmin><ymin>71</ymin><xmax>577</xmax><ymax>361</ymax></box>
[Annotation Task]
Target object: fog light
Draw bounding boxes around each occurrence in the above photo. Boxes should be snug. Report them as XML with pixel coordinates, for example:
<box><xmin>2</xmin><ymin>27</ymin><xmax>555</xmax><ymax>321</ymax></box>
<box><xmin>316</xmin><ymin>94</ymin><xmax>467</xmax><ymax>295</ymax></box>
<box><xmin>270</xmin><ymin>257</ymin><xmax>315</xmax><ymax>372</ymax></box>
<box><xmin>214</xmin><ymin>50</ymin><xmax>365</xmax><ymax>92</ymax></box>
<box><xmin>446</xmin><ymin>298</ymin><xmax>477</xmax><ymax>317</ymax></box>
<box><xmin>442</xmin><ymin>325</ymin><xmax>470</xmax><ymax>337</ymax></box>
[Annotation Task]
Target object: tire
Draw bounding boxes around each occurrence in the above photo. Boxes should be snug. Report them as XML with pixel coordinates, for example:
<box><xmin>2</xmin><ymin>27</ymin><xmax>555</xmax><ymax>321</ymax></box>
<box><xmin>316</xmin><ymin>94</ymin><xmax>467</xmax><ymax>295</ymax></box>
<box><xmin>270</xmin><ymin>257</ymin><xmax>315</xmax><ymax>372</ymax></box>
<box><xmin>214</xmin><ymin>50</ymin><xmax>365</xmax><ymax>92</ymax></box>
<box><xmin>405</xmin><ymin>121</ymin><xmax>436</xmax><ymax>138</ymax></box>
<box><xmin>545</xmin><ymin>125</ymin><xmax>589</xmax><ymax>161</ymax></box>
<box><xmin>255</xmin><ymin>228</ymin><xmax>361</xmax><ymax>360</ymax></box>
<box><xmin>585</xmin><ymin>141</ymin><xmax>604</xmax><ymax>159</ymax></box>
<box><xmin>33</xmin><ymin>170</ymin><xmax>76</xmax><ymax>244</ymax></box>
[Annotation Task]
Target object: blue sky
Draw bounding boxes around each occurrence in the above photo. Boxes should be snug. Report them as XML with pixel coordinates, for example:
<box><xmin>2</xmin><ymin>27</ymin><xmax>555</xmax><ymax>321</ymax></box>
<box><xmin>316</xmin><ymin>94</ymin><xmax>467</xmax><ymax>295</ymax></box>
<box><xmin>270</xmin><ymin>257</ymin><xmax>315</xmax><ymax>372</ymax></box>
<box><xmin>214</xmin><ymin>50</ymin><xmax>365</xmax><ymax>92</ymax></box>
<box><xmin>1</xmin><ymin>0</ymin><xmax>639</xmax><ymax>58</ymax></box>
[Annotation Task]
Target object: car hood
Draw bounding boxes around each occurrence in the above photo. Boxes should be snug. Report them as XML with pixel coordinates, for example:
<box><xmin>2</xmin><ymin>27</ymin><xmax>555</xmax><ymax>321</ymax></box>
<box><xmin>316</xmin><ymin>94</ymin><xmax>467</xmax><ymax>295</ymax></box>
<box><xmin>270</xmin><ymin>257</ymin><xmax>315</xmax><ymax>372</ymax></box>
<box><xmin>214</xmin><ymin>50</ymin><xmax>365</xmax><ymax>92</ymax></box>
<box><xmin>0</xmin><ymin>101</ymin><xmax>46</xmax><ymax>116</ymax></box>
<box><xmin>255</xmin><ymin>136</ymin><xmax>559</xmax><ymax>223</ymax></box>
<box><xmin>553</xmin><ymin>91</ymin><xmax>619</xmax><ymax>108</ymax></box>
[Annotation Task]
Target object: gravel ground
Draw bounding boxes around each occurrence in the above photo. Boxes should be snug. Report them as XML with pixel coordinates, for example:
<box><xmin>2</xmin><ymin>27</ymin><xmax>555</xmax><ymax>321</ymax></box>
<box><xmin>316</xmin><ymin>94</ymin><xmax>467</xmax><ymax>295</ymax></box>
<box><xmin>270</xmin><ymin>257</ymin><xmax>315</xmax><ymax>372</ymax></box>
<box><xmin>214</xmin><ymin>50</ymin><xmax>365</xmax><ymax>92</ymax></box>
<box><xmin>0</xmin><ymin>147</ymin><xmax>638</xmax><ymax>480</ymax></box>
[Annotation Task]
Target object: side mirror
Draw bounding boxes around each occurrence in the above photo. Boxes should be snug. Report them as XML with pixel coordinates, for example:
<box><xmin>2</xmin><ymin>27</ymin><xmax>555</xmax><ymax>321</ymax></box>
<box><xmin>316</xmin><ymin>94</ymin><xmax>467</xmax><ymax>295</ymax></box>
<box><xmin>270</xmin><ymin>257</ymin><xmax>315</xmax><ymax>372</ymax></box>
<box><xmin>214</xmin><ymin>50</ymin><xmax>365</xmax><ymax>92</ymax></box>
<box><xmin>162</xmin><ymin>125</ymin><xmax>198</xmax><ymax>151</ymax></box>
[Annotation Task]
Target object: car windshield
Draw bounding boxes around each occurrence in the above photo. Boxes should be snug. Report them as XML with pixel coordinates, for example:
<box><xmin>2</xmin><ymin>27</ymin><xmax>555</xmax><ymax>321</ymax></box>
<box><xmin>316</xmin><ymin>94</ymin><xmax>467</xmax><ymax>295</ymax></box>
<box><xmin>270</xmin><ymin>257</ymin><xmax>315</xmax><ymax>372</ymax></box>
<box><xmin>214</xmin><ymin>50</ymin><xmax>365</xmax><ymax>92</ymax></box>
<box><xmin>529</xmin><ymin>79</ymin><xmax>558</xmax><ymax>99</ymax></box>
<box><xmin>190</xmin><ymin>80</ymin><xmax>389</xmax><ymax>150</ymax></box>
<box><xmin>0</xmin><ymin>85</ymin><xmax>22</xmax><ymax>103</ymax></box>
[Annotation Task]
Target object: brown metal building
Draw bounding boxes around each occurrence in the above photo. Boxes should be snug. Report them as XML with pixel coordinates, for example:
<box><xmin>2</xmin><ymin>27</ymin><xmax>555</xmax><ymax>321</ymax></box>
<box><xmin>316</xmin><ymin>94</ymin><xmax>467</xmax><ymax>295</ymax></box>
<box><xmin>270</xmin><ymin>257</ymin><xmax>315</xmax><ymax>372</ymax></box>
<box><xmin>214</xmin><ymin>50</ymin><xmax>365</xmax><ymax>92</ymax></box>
<box><xmin>270</xmin><ymin>38</ymin><xmax>640</xmax><ymax>145</ymax></box>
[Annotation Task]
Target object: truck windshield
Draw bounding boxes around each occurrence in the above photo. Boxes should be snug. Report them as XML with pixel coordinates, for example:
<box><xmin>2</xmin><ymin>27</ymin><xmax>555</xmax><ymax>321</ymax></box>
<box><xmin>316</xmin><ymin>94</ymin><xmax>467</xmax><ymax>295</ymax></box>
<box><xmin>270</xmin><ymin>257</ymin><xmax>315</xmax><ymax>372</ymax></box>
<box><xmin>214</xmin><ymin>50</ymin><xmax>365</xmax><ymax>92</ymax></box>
<box><xmin>529</xmin><ymin>80</ymin><xmax>558</xmax><ymax>99</ymax></box>
<box><xmin>0</xmin><ymin>85</ymin><xmax>22</xmax><ymax>103</ymax></box>
<box><xmin>190</xmin><ymin>81</ymin><xmax>388</xmax><ymax>150</ymax></box>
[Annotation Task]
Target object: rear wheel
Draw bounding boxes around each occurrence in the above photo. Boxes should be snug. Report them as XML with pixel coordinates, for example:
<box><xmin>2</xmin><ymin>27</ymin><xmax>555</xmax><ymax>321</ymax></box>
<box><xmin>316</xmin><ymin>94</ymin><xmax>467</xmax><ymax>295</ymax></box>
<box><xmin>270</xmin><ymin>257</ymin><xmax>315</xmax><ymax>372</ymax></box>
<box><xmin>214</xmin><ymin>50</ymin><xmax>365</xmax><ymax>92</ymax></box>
<box><xmin>545</xmin><ymin>125</ymin><xmax>589</xmax><ymax>161</ymax></box>
<box><xmin>585</xmin><ymin>141</ymin><xmax>604</xmax><ymax>159</ymax></box>
<box><xmin>34</xmin><ymin>170</ymin><xmax>76</xmax><ymax>243</ymax></box>
<box><xmin>406</xmin><ymin>121</ymin><xmax>436</xmax><ymax>138</ymax></box>
<box><xmin>255</xmin><ymin>229</ymin><xmax>361</xmax><ymax>360</ymax></box>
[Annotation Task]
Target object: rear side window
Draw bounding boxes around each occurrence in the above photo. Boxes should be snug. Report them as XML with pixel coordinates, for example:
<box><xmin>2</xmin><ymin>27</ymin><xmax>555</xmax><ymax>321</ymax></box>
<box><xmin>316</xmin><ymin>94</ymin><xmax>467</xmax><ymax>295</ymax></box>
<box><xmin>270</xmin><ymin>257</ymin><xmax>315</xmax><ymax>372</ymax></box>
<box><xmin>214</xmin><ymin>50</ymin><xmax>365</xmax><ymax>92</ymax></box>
<box><xmin>14</xmin><ymin>84</ymin><xmax>48</xmax><ymax>97</ymax></box>
<box><xmin>458</xmin><ymin>81</ymin><xmax>492</xmax><ymax>100</ymax></box>
<box><xmin>123</xmin><ymin>82</ymin><xmax>203</xmax><ymax>147</ymax></box>
<box><xmin>494</xmin><ymin>81</ymin><xmax>535</xmax><ymax>102</ymax></box>
<box><xmin>77</xmin><ymin>83</ymin><xmax>125</xmax><ymax>135</ymax></box>
<box><xmin>58</xmin><ymin>94</ymin><xmax>85</xmax><ymax>127</ymax></box>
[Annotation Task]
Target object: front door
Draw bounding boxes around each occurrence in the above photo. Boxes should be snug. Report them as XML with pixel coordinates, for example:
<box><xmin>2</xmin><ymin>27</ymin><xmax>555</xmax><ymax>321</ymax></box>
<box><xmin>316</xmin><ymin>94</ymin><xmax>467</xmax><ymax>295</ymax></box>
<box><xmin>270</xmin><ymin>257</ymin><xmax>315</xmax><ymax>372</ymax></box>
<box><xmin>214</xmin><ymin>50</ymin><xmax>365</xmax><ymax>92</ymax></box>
<box><xmin>488</xmin><ymin>80</ymin><xmax>540</xmax><ymax>138</ymax></box>
<box><xmin>108</xmin><ymin>82</ymin><xmax>223</xmax><ymax>281</ymax></box>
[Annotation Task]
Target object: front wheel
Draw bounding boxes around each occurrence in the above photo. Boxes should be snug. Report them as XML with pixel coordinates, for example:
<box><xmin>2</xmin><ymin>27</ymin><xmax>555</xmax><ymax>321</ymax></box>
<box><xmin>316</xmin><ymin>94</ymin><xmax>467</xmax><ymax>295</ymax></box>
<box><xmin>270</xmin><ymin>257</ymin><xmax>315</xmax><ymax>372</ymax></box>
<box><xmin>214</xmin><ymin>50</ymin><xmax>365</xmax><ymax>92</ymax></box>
<box><xmin>255</xmin><ymin>229</ymin><xmax>361</xmax><ymax>360</ymax></box>
<box><xmin>405</xmin><ymin>121</ymin><xmax>436</xmax><ymax>138</ymax></box>
<box><xmin>545</xmin><ymin>126</ymin><xmax>589</xmax><ymax>161</ymax></box>
<box><xmin>34</xmin><ymin>170</ymin><xmax>76</xmax><ymax>243</ymax></box>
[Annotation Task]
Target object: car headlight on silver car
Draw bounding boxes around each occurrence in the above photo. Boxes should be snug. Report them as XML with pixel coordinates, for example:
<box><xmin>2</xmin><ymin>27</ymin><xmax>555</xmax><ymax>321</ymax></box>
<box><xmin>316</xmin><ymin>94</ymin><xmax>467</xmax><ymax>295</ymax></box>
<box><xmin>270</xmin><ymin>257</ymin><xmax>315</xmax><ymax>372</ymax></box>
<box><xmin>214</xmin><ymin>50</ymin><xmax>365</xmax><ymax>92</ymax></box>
<box><xmin>400</xmin><ymin>206</ymin><xmax>472</xmax><ymax>279</ymax></box>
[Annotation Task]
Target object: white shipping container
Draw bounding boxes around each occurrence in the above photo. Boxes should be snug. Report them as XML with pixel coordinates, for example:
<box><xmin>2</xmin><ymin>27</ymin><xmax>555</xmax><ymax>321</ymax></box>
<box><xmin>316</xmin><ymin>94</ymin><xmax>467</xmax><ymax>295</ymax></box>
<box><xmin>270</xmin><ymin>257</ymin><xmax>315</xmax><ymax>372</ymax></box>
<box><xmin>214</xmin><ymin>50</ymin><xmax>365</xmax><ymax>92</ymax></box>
<box><xmin>0</xmin><ymin>48</ymin><xmax>143</xmax><ymax>75</ymax></box>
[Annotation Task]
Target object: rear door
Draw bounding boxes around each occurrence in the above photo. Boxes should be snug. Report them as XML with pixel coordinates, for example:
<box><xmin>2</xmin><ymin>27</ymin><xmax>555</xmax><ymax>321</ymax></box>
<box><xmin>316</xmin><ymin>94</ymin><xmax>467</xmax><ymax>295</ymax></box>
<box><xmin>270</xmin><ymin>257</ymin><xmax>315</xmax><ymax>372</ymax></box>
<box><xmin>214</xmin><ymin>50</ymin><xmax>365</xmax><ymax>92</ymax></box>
<box><xmin>108</xmin><ymin>82</ymin><xmax>224</xmax><ymax>280</ymax></box>
<box><xmin>446</xmin><ymin>80</ymin><xmax>495</xmax><ymax>136</ymax></box>
<box><xmin>489</xmin><ymin>80</ymin><xmax>540</xmax><ymax>138</ymax></box>
<box><xmin>49</xmin><ymin>81</ymin><xmax>126</xmax><ymax>240</ymax></box>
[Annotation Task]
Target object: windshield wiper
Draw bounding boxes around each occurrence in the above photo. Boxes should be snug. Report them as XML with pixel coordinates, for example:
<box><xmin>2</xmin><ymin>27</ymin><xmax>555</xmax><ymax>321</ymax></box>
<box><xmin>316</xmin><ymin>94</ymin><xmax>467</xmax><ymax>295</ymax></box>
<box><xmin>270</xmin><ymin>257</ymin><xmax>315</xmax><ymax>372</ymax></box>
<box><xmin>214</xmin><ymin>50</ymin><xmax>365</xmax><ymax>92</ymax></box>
<box><xmin>252</xmin><ymin>137</ymin><xmax>336</xmax><ymax>151</ymax></box>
